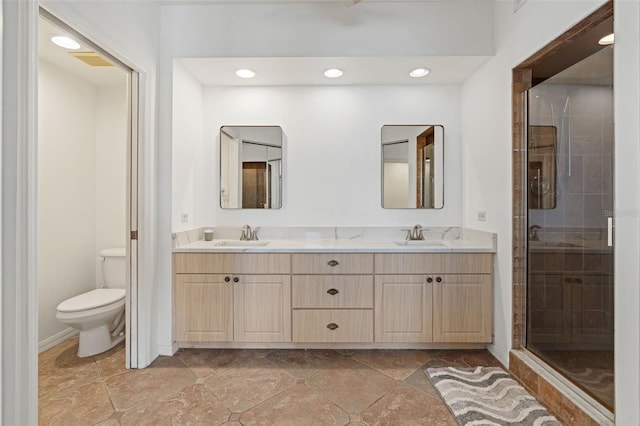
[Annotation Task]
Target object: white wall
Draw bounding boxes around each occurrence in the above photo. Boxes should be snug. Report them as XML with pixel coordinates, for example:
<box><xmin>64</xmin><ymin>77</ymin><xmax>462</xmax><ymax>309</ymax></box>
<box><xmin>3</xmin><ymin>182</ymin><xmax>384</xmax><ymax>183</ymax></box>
<box><xmin>95</xmin><ymin>84</ymin><xmax>128</xmax><ymax>286</ymax></box>
<box><xmin>188</xmin><ymin>85</ymin><xmax>462</xmax><ymax>226</ymax></box>
<box><xmin>38</xmin><ymin>59</ymin><xmax>97</xmax><ymax>343</ymax></box>
<box><xmin>172</xmin><ymin>61</ymin><xmax>205</xmax><ymax>232</ymax></box>
<box><xmin>38</xmin><ymin>60</ymin><xmax>128</xmax><ymax>346</ymax></box>
<box><xmin>460</xmin><ymin>0</ymin><xmax>608</xmax><ymax>368</ymax></box>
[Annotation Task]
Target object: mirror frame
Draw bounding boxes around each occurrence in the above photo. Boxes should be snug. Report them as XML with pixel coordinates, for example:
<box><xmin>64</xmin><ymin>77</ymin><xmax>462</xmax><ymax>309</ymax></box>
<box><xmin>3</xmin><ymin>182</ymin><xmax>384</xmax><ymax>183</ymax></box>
<box><xmin>380</xmin><ymin>124</ymin><xmax>444</xmax><ymax>209</ymax></box>
<box><xmin>220</xmin><ymin>125</ymin><xmax>283</xmax><ymax>209</ymax></box>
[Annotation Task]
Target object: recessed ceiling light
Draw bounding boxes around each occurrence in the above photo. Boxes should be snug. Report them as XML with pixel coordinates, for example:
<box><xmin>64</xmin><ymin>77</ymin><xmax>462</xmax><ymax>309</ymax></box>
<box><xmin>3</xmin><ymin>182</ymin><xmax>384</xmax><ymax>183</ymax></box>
<box><xmin>235</xmin><ymin>68</ymin><xmax>256</xmax><ymax>79</ymax></box>
<box><xmin>598</xmin><ymin>33</ymin><xmax>614</xmax><ymax>46</ymax></box>
<box><xmin>50</xmin><ymin>35</ymin><xmax>81</xmax><ymax>50</ymax></box>
<box><xmin>409</xmin><ymin>68</ymin><xmax>431</xmax><ymax>78</ymax></box>
<box><xmin>324</xmin><ymin>68</ymin><xmax>344</xmax><ymax>78</ymax></box>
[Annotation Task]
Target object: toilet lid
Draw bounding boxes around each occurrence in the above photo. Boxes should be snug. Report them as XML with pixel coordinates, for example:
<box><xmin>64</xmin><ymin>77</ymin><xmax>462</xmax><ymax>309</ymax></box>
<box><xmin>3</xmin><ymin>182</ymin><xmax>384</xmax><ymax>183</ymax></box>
<box><xmin>57</xmin><ymin>289</ymin><xmax>125</xmax><ymax>313</ymax></box>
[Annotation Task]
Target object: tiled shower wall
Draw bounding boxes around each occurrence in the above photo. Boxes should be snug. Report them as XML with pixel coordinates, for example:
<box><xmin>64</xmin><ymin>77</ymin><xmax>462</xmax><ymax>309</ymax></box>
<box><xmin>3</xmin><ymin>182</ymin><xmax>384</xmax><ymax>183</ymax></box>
<box><xmin>527</xmin><ymin>83</ymin><xmax>614</xmax><ymax>349</ymax></box>
<box><xmin>529</xmin><ymin>84</ymin><xmax>614</xmax><ymax>231</ymax></box>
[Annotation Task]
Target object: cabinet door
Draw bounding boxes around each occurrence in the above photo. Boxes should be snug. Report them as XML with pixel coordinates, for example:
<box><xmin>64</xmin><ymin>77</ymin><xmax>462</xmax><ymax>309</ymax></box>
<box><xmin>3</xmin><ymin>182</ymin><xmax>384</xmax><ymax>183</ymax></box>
<box><xmin>234</xmin><ymin>275</ymin><xmax>291</xmax><ymax>342</ymax></box>
<box><xmin>374</xmin><ymin>275</ymin><xmax>433</xmax><ymax>343</ymax></box>
<box><xmin>175</xmin><ymin>274</ymin><xmax>233</xmax><ymax>342</ymax></box>
<box><xmin>432</xmin><ymin>274</ymin><xmax>492</xmax><ymax>343</ymax></box>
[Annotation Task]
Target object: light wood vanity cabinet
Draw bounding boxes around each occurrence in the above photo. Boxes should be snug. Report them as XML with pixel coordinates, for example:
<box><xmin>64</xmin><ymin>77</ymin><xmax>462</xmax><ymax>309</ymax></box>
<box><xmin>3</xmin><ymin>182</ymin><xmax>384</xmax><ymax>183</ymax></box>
<box><xmin>173</xmin><ymin>250</ymin><xmax>493</xmax><ymax>347</ymax></box>
<box><xmin>291</xmin><ymin>253</ymin><xmax>374</xmax><ymax>343</ymax></box>
<box><xmin>174</xmin><ymin>253</ymin><xmax>291</xmax><ymax>343</ymax></box>
<box><xmin>374</xmin><ymin>253</ymin><xmax>493</xmax><ymax>344</ymax></box>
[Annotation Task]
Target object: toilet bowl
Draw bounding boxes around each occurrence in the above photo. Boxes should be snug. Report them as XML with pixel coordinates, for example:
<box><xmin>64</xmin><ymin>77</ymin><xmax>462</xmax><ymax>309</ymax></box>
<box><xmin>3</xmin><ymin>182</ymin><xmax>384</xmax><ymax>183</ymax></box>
<box><xmin>56</xmin><ymin>289</ymin><xmax>126</xmax><ymax>357</ymax></box>
<box><xmin>56</xmin><ymin>248</ymin><xmax>126</xmax><ymax>357</ymax></box>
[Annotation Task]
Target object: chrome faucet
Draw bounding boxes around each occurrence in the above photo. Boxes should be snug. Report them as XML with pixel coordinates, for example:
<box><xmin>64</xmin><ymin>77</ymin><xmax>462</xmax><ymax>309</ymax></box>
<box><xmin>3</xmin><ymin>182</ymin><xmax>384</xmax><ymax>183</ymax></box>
<box><xmin>406</xmin><ymin>224</ymin><xmax>425</xmax><ymax>241</ymax></box>
<box><xmin>240</xmin><ymin>224</ymin><xmax>258</xmax><ymax>241</ymax></box>
<box><xmin>529</xmin><ymin>225</ymin><xmax>542</xmax><ymax>241</ymax></box>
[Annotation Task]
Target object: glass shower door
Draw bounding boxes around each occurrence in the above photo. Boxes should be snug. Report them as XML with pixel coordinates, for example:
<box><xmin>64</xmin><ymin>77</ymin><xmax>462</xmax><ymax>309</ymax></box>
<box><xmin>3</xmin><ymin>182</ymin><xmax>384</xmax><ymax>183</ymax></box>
<box><xmin>526</xmin><ymin>46</ymin><xmax>614</xmax><ymax>410</ymax></box>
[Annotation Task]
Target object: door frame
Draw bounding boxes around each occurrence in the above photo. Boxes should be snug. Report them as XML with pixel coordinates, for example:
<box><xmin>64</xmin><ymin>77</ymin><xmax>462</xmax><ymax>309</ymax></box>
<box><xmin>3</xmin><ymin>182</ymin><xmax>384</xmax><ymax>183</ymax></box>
<box><xmin>510</xmin><ymin>1</ymin><xmax>615</xmax><ymax>423</ymax></box>
<box><xmin>39</xmin><ymin>7</ymin><xmax>142</xmax><ymax>368</ymax></box>
<box><xmin>2</xmin><ymin>2</ymin><xmax>154</xmax><ymax>422</ymax></box>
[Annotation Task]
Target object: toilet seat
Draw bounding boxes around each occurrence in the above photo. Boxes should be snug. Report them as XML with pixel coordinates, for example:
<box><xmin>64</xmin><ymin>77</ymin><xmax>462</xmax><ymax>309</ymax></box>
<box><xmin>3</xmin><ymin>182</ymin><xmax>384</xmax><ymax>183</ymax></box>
<box><xmin>57</xmin><ymin>289</ymin><xmax>125</xmax><ymax>313</ymax></box>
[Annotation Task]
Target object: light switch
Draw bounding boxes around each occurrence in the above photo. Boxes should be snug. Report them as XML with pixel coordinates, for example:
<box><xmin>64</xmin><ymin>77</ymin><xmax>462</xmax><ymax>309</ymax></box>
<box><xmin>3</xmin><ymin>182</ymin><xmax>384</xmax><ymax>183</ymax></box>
<box><xmin>477</xmin><ymin>211</ymin><xmax>487</xmax><ymax>222</ymax></box>
<box><xmin>181</xmin><ymin>212</ymin><xmax>189</xmax><ymax>223</ymax></box>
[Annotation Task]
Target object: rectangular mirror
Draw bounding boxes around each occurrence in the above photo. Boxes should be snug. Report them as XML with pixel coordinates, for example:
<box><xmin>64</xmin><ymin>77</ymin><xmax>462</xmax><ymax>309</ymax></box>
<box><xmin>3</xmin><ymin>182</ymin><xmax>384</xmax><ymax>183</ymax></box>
<box><xmin>220</xmin><ymin>126</ymin><xmax>283</xmax><ymax>209</ymax></box>
<box><xmin>381</xmin><ymin>125</ymin><xmax>444</xmax><ymax>209</ymax></box>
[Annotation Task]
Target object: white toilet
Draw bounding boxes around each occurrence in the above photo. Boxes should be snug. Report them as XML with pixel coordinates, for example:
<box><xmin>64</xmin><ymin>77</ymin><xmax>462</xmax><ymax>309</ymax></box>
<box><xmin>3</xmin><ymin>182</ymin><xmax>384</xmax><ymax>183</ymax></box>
<box><xmin>56</xmin><ymin>248</ymin><xmax>126</xmax><ymax>357</ymax></box>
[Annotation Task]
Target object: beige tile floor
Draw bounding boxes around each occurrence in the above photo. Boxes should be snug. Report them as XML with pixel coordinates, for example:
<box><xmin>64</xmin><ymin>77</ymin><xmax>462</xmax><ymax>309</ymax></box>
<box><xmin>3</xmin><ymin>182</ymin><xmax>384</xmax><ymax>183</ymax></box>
<box><xmin>39</xmin><ymin>337</ymin><xmax>504</xmax><ymax>425</ymax></box>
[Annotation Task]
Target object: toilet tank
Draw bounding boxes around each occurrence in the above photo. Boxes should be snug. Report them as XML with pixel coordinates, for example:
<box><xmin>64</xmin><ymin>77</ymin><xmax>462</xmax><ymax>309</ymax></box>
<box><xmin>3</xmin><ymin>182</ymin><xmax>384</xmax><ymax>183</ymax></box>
<box><xmin>100</xmin><ymin>248</ymin><xmax>126</xmax><ymax>289</ymax></box>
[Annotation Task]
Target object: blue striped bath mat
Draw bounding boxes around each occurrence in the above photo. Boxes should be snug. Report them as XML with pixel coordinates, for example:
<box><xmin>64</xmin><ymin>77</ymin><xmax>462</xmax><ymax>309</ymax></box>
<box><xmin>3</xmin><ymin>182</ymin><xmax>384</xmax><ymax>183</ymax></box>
<box><xmin>426</xmin><ymin>367</ymin><xmax>561</xmax><ymax>426</ymax></box>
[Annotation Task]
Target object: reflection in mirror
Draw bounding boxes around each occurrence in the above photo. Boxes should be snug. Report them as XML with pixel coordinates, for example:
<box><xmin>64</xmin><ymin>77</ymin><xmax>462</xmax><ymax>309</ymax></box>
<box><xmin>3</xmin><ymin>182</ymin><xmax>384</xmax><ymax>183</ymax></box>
<box><xmin>381</xmin><ymin>125</ymin><xmax>444</xmax><ymax>209</ymax></box>
<box><xmin>220</xmin><ymin>126</ymin><xmax>282</xmax><ymax>209</ymax></box>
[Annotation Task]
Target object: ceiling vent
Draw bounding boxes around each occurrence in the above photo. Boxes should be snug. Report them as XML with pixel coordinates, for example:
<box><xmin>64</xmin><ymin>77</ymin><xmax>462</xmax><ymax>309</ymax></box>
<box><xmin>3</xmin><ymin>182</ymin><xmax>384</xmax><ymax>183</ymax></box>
<box><xmin>69</xmin><ymin>52</ymin><xmax>113</xmax><ymax>67</ymax></box>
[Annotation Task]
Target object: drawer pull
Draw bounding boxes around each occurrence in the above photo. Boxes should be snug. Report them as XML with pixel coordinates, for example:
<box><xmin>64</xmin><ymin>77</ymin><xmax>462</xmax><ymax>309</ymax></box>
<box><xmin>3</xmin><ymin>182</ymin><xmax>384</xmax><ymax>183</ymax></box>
<box><xmin>436</xmin><ymin>277</ymin><xmax>442</xmax><ymax>283</ymax></box>
<box><xmin>426</xmin><ymin>277</ymin><xmax>433</xmax><ymax>283</ymax></box>
<box><xmin>326</xmin><ymin>288</ymin><xmax>339</xmax><ymax>295</ymax></box>
<box><xmin>326</xmin><ymin>323</ymin><xmax>339</xmax><ymax>330</ymax></box>
<box><xmin>224</xmin><ymin>276</ymin><xmax>231</xmax><ymax>283</ymax></box>
<box><xmin>233</xmin><ymin>277</ymin><xmax>239</xmax><ymax>283</ymax></box>
<box><xmin>327</xmin><ymin>260</ymin><xmax>340</xmax><ymax>267</ymax></box>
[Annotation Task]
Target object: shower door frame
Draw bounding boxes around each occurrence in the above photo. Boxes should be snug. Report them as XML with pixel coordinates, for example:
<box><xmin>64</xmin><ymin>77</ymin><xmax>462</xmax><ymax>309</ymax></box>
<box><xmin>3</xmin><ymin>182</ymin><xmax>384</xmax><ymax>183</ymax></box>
<box><xmin>510</xmin><ymin>0</ymin><xmax>614</xmax><ymax>420</ymax></box>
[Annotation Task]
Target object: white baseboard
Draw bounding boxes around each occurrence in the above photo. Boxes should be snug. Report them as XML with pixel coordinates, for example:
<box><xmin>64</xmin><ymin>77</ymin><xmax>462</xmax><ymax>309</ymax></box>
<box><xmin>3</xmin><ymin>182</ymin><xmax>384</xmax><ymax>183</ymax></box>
<box><xmin>157</xmin><ymin>342</ymin><xmax>178</xmax><ymax>356</ymax></box>
<box><xmin>38</xmin><ymin>328</ymin><xmax>79</xmax><ymax>353</ymax></box>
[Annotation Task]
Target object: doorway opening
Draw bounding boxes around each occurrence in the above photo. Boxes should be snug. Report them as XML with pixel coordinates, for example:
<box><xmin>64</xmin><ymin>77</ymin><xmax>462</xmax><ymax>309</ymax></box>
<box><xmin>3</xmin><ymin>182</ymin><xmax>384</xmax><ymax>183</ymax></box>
<box><xmin>37</xmin><ymin>9</ymin><xmax>139</xmax><ymax>369</ymax></box>
<box><xmin>512</xmin><ymin>0</ymin><xmax>614</xmax><ymax>417</ymax></box>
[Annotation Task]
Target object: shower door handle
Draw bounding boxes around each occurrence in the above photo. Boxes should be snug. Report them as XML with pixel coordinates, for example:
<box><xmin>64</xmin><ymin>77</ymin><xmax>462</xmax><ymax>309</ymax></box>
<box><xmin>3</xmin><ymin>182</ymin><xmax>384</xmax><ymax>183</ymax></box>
<box><xmin>608</xmin><ymin>217</ymin><xmax>613</xmax><ymax>247</ymax></box>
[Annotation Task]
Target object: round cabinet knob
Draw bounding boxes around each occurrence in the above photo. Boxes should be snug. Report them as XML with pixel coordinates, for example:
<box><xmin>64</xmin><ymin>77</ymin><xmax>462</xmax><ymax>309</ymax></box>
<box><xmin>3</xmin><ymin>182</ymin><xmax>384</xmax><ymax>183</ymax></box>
<box><xmin>426</xmin><ymin>277</ymin><xmax>433</xmax><ymax>283</ymax></box>
<box><xmin>326</xmin><ymin>323</ymin><xmax>339</xmax><ymax>330</ymax></box>
<box><xmin>436</xmin><ymin>277</ymin><xmax>442</xmax><ymax>283</ymax></box>
<box><xmin>233</xmin><ymin>277</ymin><xmax>239</xmax><ymax>283</ymax></box>
<box><xmin>326</xmin><ymin>288</ymin><xmax>339</xmax><ymax>295</ymax></box>
<box><xmin>224</xmin><ymin>276</ymin><xmax>230</xmax><ymax>283</ymax></box>
<box><xmin>327</xmin><ymin>260</ymin><xmax>340</xmax><ymax>267</ymax></box>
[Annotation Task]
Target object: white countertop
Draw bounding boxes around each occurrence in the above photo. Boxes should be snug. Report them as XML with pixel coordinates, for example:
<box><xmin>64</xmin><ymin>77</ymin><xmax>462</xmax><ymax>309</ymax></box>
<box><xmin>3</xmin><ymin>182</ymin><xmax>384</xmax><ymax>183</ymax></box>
<box><xmin>173</xmin><ymin>227</ymin><xmax>497</xmax><ymax>253</ymax></box>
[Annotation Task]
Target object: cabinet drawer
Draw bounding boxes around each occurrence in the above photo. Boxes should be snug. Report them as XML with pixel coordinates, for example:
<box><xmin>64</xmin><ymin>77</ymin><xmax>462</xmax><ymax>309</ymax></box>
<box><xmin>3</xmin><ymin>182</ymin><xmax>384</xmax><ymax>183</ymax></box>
<box><xmin>374</xmin><ymin>253</ymin><xmax>492</xmax><ymax>274</ymax></box>
<box><xmin>292</xmin><ymin>253</ymin><xmax>373</xmax><ymax>274</ymax></box>
<box><xmin>292</xmin><ymin>275</ymin><xmax>373</xmax><ymax>309</ymax></box>
<box><xmin>174</xmin><ymin>253</ymin><xmax>290</xmax><ymax>274</ymax></box>
<box><xmin>293</xmin><ymin>309</ymin><xmax>373</xmax><ymax>343</ymax></box>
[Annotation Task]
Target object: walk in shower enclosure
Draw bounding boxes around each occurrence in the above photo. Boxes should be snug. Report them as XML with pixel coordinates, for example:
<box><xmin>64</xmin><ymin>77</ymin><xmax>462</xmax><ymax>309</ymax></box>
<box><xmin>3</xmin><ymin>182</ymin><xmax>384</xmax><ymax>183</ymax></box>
<box><xmin>526</xmin><ymin>45</ymin><xmax>614</xmax><ymax>410</ymax></box>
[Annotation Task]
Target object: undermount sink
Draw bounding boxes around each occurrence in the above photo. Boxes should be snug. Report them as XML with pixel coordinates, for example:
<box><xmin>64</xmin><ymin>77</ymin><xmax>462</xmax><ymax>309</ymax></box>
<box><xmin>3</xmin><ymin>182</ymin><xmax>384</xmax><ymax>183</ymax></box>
<box><xmin>393</xmin><ymin>240</ymin><xmax>450</xmax><ymax>246</ymax></box>
<box><xmin>214</xmin><ymin>240</ymin><xmax>271</xmax><ymax>247</ymax></box>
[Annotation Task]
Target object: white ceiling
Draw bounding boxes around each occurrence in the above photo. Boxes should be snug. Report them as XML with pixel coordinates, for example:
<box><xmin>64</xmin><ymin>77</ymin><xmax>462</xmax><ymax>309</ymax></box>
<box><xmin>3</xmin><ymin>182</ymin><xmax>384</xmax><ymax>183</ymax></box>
<box><xmin>161</xmin><ymin>0</ymin><xmax>468</xmax><ymax>4</ymax></box>
<box><xmin>39</xmin><ymin>17</ymin><xmax>128</xmax><ymax>88</ymax></box>
<box><xmin>178</xmin><ymin>56</ymin><xmax>492</xmax><ymax>86</ymax></box>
